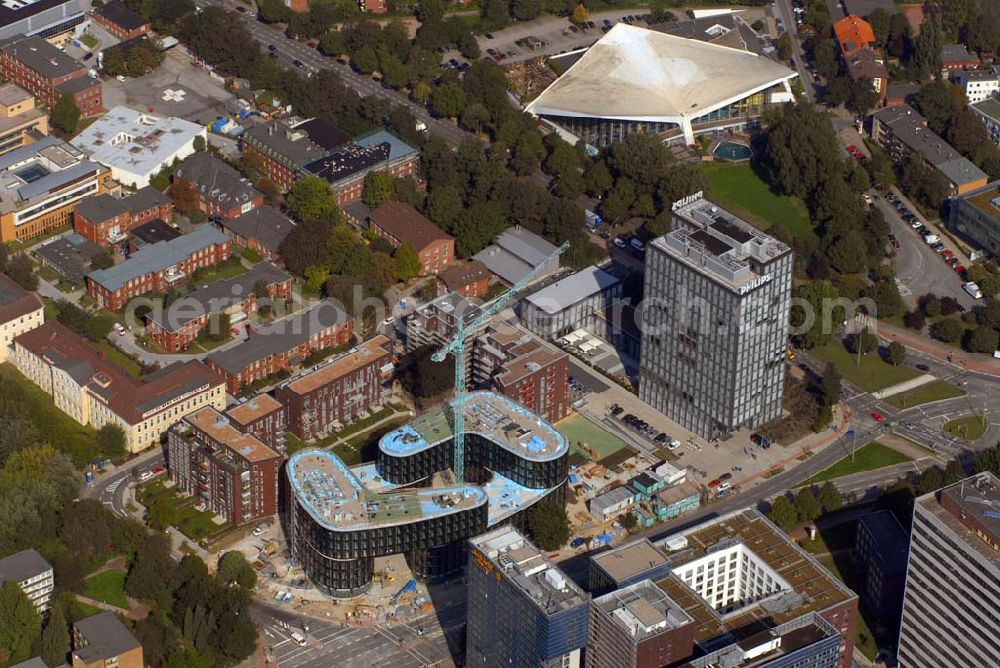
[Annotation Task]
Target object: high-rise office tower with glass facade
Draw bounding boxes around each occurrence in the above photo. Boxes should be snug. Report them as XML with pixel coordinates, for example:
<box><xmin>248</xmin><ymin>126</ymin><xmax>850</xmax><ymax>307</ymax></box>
<box><xmin>897</xmin><ymin>472</ymin><xmax>1000</xmax><ymax>667</ymax></box>
<box><xmin>639</xmin><ymin>192</ymin><xmax>792</xmax><ymax>439</ymax></box>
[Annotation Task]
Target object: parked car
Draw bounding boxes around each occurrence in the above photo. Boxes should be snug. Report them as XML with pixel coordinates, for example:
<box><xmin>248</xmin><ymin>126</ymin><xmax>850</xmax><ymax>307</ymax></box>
<box><xmin>707</xmin><ymin>478</ymin><xmax>722</xmax><ymax>488</ymax></box>
<box><xmin>871</xmin><ymin>412</ymin><xmax>885</xmax><ymax>422</ymax></box>
<box><xmin>485</xmin><ymin>32</ymin><xmax>495</xmax><ymax>39</ymax></box>
<box><xmin>916</xmin><ymin>363</ymin><xmax>930</xmax><ymax>372</ymax></box>
<box><xmin>570</xmin><ymin>537</ymin><xmax>586</xmax><ymax>549</ymax></box>
<box><xmin>954</xmin><ymin>264</ymin><xmax>966</xmax><ymax>274</ymax></box>
<box><xmin>292</xmin><ymin>58</ymin><xmax>304</xmax><ymax>68</ymax></box>
<box><xmin>940</xmin><ymin>249</ymin><xmax>954</xmax><ymax>258</ymax></box>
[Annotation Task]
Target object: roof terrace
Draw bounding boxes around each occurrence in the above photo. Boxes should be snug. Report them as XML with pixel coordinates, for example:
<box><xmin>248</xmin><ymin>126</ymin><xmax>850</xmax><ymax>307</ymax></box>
<box><xmin>288</xmin><ymin>449</ymin><xmax>487</xmax><ymax>531</ymax></box>
<box><xmin>378</xmin><ymin>391</ymin><xmax>568</xmax><ymax>462</ymax></box>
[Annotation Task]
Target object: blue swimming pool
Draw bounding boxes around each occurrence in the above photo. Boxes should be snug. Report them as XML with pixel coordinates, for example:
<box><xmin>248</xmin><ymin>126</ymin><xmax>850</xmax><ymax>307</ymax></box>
<box><xmin>713</xmin><ymin>141</ymin><xmax>753</xmax><ymax>162</ymax></box>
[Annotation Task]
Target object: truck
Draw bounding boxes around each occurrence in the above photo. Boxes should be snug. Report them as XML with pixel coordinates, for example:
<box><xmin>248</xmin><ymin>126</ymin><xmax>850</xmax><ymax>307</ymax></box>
<box><xmin>585</xmin><ymin>210</ymin><xmax>602</xmax><ymax>228</ymax></box>
<box><xmin>963</xmin><ymin>282</ymin><xmax>983</xmax><ymax>299</ymax></box>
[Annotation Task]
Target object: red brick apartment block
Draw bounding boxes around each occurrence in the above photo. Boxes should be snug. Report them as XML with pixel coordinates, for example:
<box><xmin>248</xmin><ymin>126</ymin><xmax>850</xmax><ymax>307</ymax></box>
<box><xmin>173</xmin><ymin>152</ymin><xmax>263</xmax><ymax>220</ymax></box>
<box><xmin>73</xmin><ymin>187</ymin><xmax>173</xmax><ymax>247</ymax></box>
<box><xmin>275</xmin><ymin>335</ymin><xmax>393</xmax><ymax>440</ymax></box>
<box><xmin>91</xmin><ymin>1</ymin><xmax>152</xmax><ymax>41</ymax></box>
<box><xmin>0</xmin><ymin>35</ymin><xmax>103</xmax><ymax>117</ymax></box>
<box><xmin>369</xmin><ymin>202</ymin><xmax>454</xmax><ymax>275</ymax></box>
<box><xmin>224</xmin><ymin>394</ymin><xmax>287</xmax><ymax>449</ymax></box>
<box><xmin>438</xmin><ymin>260</ymin><xmax>491</xmax><ymax>299</ymax></box>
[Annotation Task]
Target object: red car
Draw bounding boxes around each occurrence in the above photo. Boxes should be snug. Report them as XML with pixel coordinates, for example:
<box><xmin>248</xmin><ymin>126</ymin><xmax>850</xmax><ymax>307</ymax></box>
<box><xmin>946</xmin><ymin>257</ymin><xmax>960</xmax><ymax>266</ymax></box>
<box><xmin>846</xmin><ymin>145</ymin><xmax>858</xmax><ymax>153</ymax></box>
<box><xmin>940</xmin><ymin>249</ymin><xmax>954</xmax><ymax>258</ymax></box>
<box><xmin>151</xmin><ymin>466</ymin><xmax>166</xmax><ymax>475</ymax></box>
<box><xmin>707</xmin><ymin>478</ymin><xmax>722</xmax><ymax>488</ymax></box>
<box><xmin>954</xmin><ymin>265</ymin><xmax>966</xmax><ymax>273</ymax></box>
<box><xmin>871</xmin><ymin>412</ymin><xmax>885</xmax><ymax>422</ymax></box>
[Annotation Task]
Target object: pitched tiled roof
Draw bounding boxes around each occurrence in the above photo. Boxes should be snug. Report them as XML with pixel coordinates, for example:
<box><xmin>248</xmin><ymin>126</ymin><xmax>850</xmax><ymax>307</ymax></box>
<box><xmin>370</xmin><ymin>202</ymin><xmax>452</xmax><ymax>252</ymax></box>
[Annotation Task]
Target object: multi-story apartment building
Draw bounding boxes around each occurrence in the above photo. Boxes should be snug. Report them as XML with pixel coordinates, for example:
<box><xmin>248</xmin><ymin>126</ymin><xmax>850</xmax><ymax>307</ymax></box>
<box><xmin>12</xmin><ymin>322</ymin><xmax>226</xmax><ymax>452</ymax></box>
<box><xmin>948</xmin><ymin>179</ymin><xmax>1000</xmax><ymax>256</ymax></box>
<box><xmin>437</xmin><ymin>259</ymin><xmax>491</xmax><ymax>299</ymax></box>
<box><xmin>167</xmin><ymin>406</ymin><xmax>281</xmax><ymax>524</ymax></box>
<box><xmin>467</xmin><ymin>527</ymin><xmax>590</xmax><ymax>668</ymax></box>
<box><xmin>520</xmin><ymin>265</ymin><xmax>622</xmax><ymax>340</ymax></box>
<box><xmin>144</xmin><ymin>262</ymin><xmax>291</xmax><ymax>352</ymax></box>
<box><xmin>0</xmin><ymin>84</ymin><xmax>47</xmax><ymax>157</ymax></box>
<box><xmin>367</xmin><ymin>202</ymin><xmax>454</xmax><ymax>275</ymax></box>
<box><xmin>207</xmin><ymin>299</ymin><xmax>354</xmax><ymax>394</ymax></box>
<box><xmin>0</xmin><ymin>35</ymin><xmax>102</xmax><ymax>117</ymax></box>
<box><xmin>86</xmin><ymin>225</ymin><xmax>232</xmax><ymax>310</ymax></box>
<box><xmin>970</xmin><ymin>98</ymin><xmax>1000</xmax><ymax>150</ymax></box>
<box><xmin>872</xmin><ymin>104</ymin><xmax>989</xmax><ymax>196</ymax></box>
<box><xmin>223</xmin><ymin>393</ymin><xmax>286</xmax><ymax>448</ymax></box>
<box><xmin>406</xmin><ymin>291</ymin><xmax>482</xmax><ymax>353</ymax></box>
<box><xmin>954</xmin><ymin>68</ymin><xmax>999</xmax><ymax>103</ymax></box>
<box><xmin>0</xmin><ymin>549</ymin><xmax>53</xmax><ymax>611</ymax></box>
<box><xmin>639</xmin><ymin>193</ymin><xmax>792</xmax><ymax>440</ymax></box>
<box><xmin>173</xmin><ymin>152</ymin><xmax>263</xmax><ymax>219</ymax></box>
<box><xmin>0</xmin><ymin>0</ymin><xmax>86</xmax><ymax>43</ymax></box>
<box><xmin>91</xmin><ymin>1</ymin><xmax>151</xmax><ymax>42</ymax></box>
<box><xmin>0</xmin><ymin>272</ymin><xmax>44</xmax><ymax>362</ymax></box>
<box><xmin>73</xmin><ymin>186</ymin><xmax>173</xmax><ymax>247</ymax></box>
<box><xmin>73</xmin><ymin>106</ymin><xmax>206</xmax><ymax>189</ymax></box>
<box><xmin>241</xmin><ymin>117</ymin><xmax>348</xmax><ymax>192</ymax></box>
<box><xmin>71</xmin><ymin>612</ymin><xmax>143</xmax><ymax>668</ymax></box>
<box><xmin>0</xmin><ymin>136</ymin><xmax>112</xmax><ymax>242</ymax></box>
<box><xmin>303</xmin><ymin>129</ymin><xmax>419</xmax><ymax>207</ymax></box>
<box><xmin>216</xmin><ymin>205</ymin><xmax>296</xmax><ymax>263</ymax></box>
<box><xmin>275</xmin><ymin>334</ymin><xmax>393</xmax><ymax>440</ymax></box>
<box><xmin>854</xmin><ymin>510</ymin><xmax>909</xmax><ymax>620</ymax></box>
<box><xmin>896</xmin><ymin>472</ymin><xmax>1000</xmax><ymax>667</ymax></box>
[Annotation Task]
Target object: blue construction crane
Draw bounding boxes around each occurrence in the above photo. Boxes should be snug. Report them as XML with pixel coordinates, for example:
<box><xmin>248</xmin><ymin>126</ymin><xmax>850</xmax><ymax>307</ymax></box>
<box><xmin>432</xmin><ymin>241</ymin><xmax>569</xmax><ymax>481</ymax></box>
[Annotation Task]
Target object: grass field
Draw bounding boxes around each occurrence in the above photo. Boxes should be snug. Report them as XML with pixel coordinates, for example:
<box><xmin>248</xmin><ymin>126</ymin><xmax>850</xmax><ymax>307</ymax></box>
<box><xmin>557</xmin><ymin>413</ymin><xmax>633</xmax><ymax>462</ymax></box>
<box><xmin>139</xmin><ymin>481</ymin><xmax>227</xmax><ymax>542</ymax></box>
<box><xmin>810</xmin><ymin>342</ymin><xmax>921</xmax><ymax>393</ymax></box>
<box><xmin>91</xmin><ymin>340</ymin><xmax>143</xmax><ymax>379</ymax></box>
<box><xmin>883</xmin><ymin>380</ymin><xmax>966</xmax><ymax>409</ymax></box>
<box><xmin>943</xmin><ymin>414</ymin><xmax>988</xmax><ymax>441</ymax></box>
<box><xmin>702</xmin><ymin>162</ymin><xmax>813</xmax><ymax>238</ymax></box>
<box><xmin>83</xmin><ymin>570</ymin><xmax>129</xmax><ymax>608</ymax></box>
<box><xmin>803</xmin><ymin>442</ymin><xmax>912</xmax><ymax>484</ymax></box>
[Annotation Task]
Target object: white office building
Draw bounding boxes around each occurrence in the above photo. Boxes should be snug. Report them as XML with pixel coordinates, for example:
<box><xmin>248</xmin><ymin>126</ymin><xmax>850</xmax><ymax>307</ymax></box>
<box><xmin>0</xmin><ymin>549</ymin><xmax>54</xmax><ymax>611</ymax></box>
<box><xmin>520</xmin><ymin>265</ymin><xmax>622</xmax><ymax>339</ymax></box>
<box><xmin>954</xmin><ymin>69</ymin><xmax>999</xmax><ymax>104</ymax></box>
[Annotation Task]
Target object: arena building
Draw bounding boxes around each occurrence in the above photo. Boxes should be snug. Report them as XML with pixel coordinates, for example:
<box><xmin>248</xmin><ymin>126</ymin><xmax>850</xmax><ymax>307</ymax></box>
<box><xmin>283</xmin><ymin>391</ymin><xmax>569</xmax><ymax>597</ymax></box>
<box><xmin>526</xmin><ymin>23</ymin><xmax>797</xmax><ymax>147</ymax></box>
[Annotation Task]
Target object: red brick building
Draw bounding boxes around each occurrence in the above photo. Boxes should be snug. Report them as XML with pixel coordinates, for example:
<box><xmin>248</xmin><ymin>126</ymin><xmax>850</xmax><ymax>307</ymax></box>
<box><xmin>206</xmin><ymin>300</ymin><xmax>355</xmax><ymax>394</ymax></box>
<box><xmin>224</xmin><ymin>394</ymin><xmax>286</xmax><ymax>449</ymax></box>
<box><xmin>241</xmin><ymin>118</ymin><xmax>348</xmax><ymax>192</ymax></box>
<box><xmin>173</xmin><ymin>152</ymin><xmax>263</xmax><ymax>220</ymax></box>
<box><xmin>303</xmin><ymin>130</ymin><xmax>419</xmax><ymax>208</ymax></box>
<box><xmin>0</xmin><ymin>35</ymin><xmax>103</xmax><ymax>117</ymax></box>
<box><xmin>369</xmin><ymin>202</ymin><xmax>454</xmax><ymax>275</ymax></box>
<box><xmin>144</xmin><ymin>262</ymin><xmax>292</xmax><ymax>352</ymax></box>
<box><xmin>359</xmin><ymin>0</ymin><xmax>389</xmax><ymax>13</ymax></box>
<box><xmin>275</xmin><ymin>335</ymin><xmax>393</xmax><ymax>440</ymax></box>
<box><xmin>92</xmin><ymin>1</ymin><xmax>152</xmax><ymax>41</ymax></box>
<box><xmin>85</xmin><ymin>225</ymin><xmax>232</xmax><ymax>310</ymax></box>
<box><xmin>167</xmin><ymin>407</ymin><xmax>281</xmax><ymax>525</ymax></box>
<box><xmin>438</xmin><ymin>260</ymin><xmax>491</xmax><ymax>299</ymax></box>
<box><xmin>73</xmin><ymin>187</ymin><xmax>173</xmax><ymax>248</ymax></box>
<box><xmin>216</xmin><ymin>205</ymin><xmax>296</xmax><ymax>263</ymax></box>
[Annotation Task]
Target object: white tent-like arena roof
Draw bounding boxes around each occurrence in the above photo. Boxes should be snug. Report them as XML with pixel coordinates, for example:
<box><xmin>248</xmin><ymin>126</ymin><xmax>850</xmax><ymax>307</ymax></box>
<box><xmin>526</xmin><ymin>23</ymin><xmax>797</xmax><ymax>125</ymax></box>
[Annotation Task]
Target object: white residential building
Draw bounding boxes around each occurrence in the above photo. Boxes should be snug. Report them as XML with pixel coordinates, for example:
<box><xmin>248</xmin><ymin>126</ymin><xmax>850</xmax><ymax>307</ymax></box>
<box><xmin>954</xmin><ymin>69</ymin><xmax>999</xmax><ymax>104</ymax></box>
<box><xmin>0</xmin><ymin>549</ymin><xmax>54</xmax><ymax>611</ymax></box>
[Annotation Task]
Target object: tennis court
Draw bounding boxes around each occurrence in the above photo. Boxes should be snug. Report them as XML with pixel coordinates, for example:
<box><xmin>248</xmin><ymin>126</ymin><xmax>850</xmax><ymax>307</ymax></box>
<box><xmin>557</xmin><ymin>413</ymin><xmax>634</xmax><ymax>462</ymax></box>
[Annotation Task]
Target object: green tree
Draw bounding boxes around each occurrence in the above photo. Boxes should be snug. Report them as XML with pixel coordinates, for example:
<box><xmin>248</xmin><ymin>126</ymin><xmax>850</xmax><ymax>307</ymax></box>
<box><xmin>426</xmin><ymin>185</ymin><xmax>463</xmax><ymax>229</ymax></box>
<box><xmin>827</xmin><ymin>234</ymin><xmax>868</xmax><ymax>274</ymax></box>
<box><xmin>431</xmin><ymin>83</ymin><xmax>467</xmax><ymax>119</ymax></box>
<box><xmin>887</xmin><ymin>340</ymin><xmax>907</xmax><ymax>366</ymax></box>
<box><xmin>528</xmin><ymin>501</ymin><xmax>570</xmax><ymax>550</ymax></box>
<box><xmin>217</xmin><ymin>551</ymin><xmax>256</xmax><ymax>589</ymax></box>
<box><xmin>791</xmin><ymin>280</ymin><xmax>843</xmax><ymax>349</ymax></box>
<box><xmin>619</xmin><ymin>512</ymin><xmax>638</xmax><ymax>530</ymax></box>
<box><xmin>362</xmin><ymin>171</ymin><xmax>394</xmax><ymax>209</ymax></box>
<box><xmin>817</xmin><ymin>481</ymin><xmax>843</xmax><ymax>513</ymax></box>
<box><xmin>794</xmin><ymin>488</ymin><xmax>822</xmax><ymax>522</ymax></box>
<box><xmin>767</xmin><ymin>495</ymin><xmax>799</xmax><ymax>532</ymax></box>
<box><xmin>966</xmin><ymin>326</ymin><xmax>999</xmax><ymax>353</ymax></box>
<box><xmin>5</xmin><ymin>254</ymin><xmax>37</xmax><ymax>290</ymax></box>
<box><xmin>777</xmin><ymin>32</ymin><xmax>793</xmax><ymax>62</ymax></box>
<box><xmin>51</xmin><ymin>93</ymin><xmax>81</xmax><ymax>134</ymax></box>
<box><xmin>930</xmin><ymin>318</ymin><xmax>962</xmax><ymax>344</ymax></box>
<box><xmin>847</xmin><ymin>328</ymin><xmax>878</xmax><ymax>356</ymax></box>
<box><xmin>96</xmin><ymin>424</ymin><xmax>127</xmax><ymax>458</ymax></box>
<box><xmin>351</xmin><ymin>46</ymin><xmax>378</xmax><ymax>74</ymax></box>
<box><xmin>40</xmin><ymin>599</ymin><xmax>69</xmax><ymax>667</ymax></box>
<box><xmin>0</xmin><ymin>445</ymin><xmax>77</xmax><ymax>507</ymax></box>
<box><xmin>394</xmin><ymin>242</ymin><xmax>422</xmax><ymax>280</ymax></box>
<box><xmin>572</xmin><ymin>3</ymin><xmax>589</xmax><ymax>25</ymax></box>
<box><xmin>820</xmin><ymin>362</ymin><xmax>842</xmax><ymax>406</ymax></box>
<box><xmin>90</xmin><ymin>248</ymin><xmax>114</xmax><ymax>270</ymax></box>
<box><xmin>0</xmin><ymin>580</ymin><xmax>41</xmax><ymax>665</ymax></box>
<box><xmin>286</xmin><ymin>176</ymin><xmax>337</xmax><ymax>223</ymax></box>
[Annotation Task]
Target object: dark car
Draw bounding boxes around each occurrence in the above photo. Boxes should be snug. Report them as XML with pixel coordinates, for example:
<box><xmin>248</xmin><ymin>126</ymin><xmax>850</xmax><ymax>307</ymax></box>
<box><xmin>570</xmin><ymin>537</ymin><xmax>586</xmax><ymax>548</ymax></box>
<box><xmin>587</xmin><ymin>21</ymin><xmax>596</xmax><ymax>29</ymax></box>
<box><xmin>485</xmin><ymin>32</ymin><xmax>495</xmax><ymax>39</ymax></box>
<box><xmin>916</xmin><ymin>363</ymin><xmax>930</xmax><ymax>372</ymax></box>
<box><xmin>292</xmin><ymin>58</ymin><xmax>304</xmax><ymax>68</ymax></box>
<box><xmin>83</xmin><ymin>52</ymin><xmax>93</xmax><ymax>60</ymax></box>
<box><xmin>268</xmin><ymin>44</ymin><xmax>277</xmax><ymax>52</ymax></box>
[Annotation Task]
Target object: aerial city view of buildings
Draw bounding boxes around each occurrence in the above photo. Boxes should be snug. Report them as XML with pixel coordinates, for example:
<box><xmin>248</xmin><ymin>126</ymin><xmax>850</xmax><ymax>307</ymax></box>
<box><xmin>1</xmin><ymin>1</ymin><xmax>1000</xmax><ymax>667</ymax></box>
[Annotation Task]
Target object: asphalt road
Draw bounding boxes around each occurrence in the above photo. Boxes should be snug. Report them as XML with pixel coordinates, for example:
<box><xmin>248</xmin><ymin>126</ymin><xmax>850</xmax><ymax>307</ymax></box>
<box><xmin>774</xmin><ymin>0</ymin><xmax>817</xmax><ymax>101</ymax></box>
<box><xmin>195</xmin><ymin>0</ymin><xmax>471</xmax><ymax>146</ymax></box>
<box><xmin>80</xmin><ymin>449</ymin><xmax>164</xmax><ymax>517</ymax></box>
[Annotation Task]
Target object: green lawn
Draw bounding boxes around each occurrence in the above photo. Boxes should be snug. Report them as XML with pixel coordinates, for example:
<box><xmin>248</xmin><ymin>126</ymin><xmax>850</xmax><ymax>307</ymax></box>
<box><xmin>943</xmin><ymin>414</ymin><xmax>988</xmax><ymax>442</ymax></box>
<box><xmin>883</xmin><ymin>380</ymin><xmax>966</xmax><ymax>409</ymax></box>
<box><xmin>190</xmin><ymin>258</ymin><xmax>248</xmax><ymax>285</ymax></box>
<box><xmin>556</xmin><ymin>413</ymin><xmax>633</xmax><ymax>461</ymax></box>
<box><xmin>69</xmin><ymin>599</ymin><xmax>104</xmax><ymax>621</ymax></box>
<box><xmin>139</xmin><ymin>481</ymin><xmax>228</xmax><ymax>542</ymax></box>
<box><xmin>810</xmin><ymin>342</ymin><xmax>921</xmax><ymax>393</ymax></box>
<box><xmin>816</xmin><ymin>555</ymin><xmax>879</xmax><ymax>660</ymax></box>
<box><xmin>83</xmin><ymin>570</ymin><xmax>129</xmax><ymax>608</ymax></box>
<box><xmin>803</xmin><ymin>442</ymin><xmax>913</xmax><ymax>485</ymax></box>
<box><xmin>91</xmin><ymin>340</ymin><xmax>143</xmax><ymax>379</ymax></box>
<box><xmin>702</xmin><ymin>162</ymin><xmax>813</xmax><ymax>238</ymax></box>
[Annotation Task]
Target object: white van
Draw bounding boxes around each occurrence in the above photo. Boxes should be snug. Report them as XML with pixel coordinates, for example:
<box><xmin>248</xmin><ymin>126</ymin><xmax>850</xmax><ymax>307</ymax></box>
<box><xmin>923</xmin><ymin>233</ymin><xmax>940</xmax><ymax>244</ymax></box>
<box><xmin>963</xmin><ymin>282</ymin><xmax>983</xmax><ymax>299</ymax></box>
<box><xmin>291</xmin><ymin>631</ymin><xmax>307</xmax><ymax>647</ymax></box>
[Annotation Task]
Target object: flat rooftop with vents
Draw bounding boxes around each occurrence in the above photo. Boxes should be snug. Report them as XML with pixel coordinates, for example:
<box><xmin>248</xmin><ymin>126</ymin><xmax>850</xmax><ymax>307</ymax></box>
<box><xmin>378</xmin><ymin>390</ymin><xmax>568</xmax><ymax>461</ymax></box>
<box><xmin>184</xmin><ymin>406</ymin><xmax>279</xmax><ymax>464</ymax></box>
<box><xmin>660</xmin><ymin>194</ymin><xmax>790</xmax><ymax>292</ymax></box>
<box><xmin>287</xmin><ymin>448</ymin><xmax>487</xmax><ymax>531</ymax></box>
<box><xmin>593</xmin><ymin>579</ymin><xmax>695</xmax><ymax>641</ymax></box>
<box><xmin>930</xmin><ymin>472</ymin><xmax>1000</xmax><ymax>568</ymax></box>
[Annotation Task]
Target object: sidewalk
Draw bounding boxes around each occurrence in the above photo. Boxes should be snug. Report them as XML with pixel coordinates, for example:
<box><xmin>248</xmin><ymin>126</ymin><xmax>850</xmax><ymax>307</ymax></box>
<box><xmin>877</xmin><ymin>321</ymin><xmax>1000</xmax><ymax>375</ymax></box>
